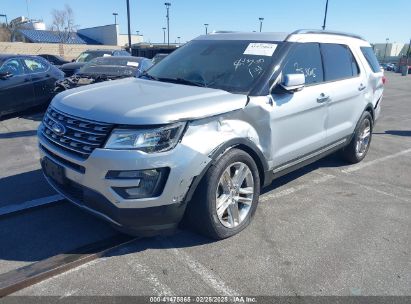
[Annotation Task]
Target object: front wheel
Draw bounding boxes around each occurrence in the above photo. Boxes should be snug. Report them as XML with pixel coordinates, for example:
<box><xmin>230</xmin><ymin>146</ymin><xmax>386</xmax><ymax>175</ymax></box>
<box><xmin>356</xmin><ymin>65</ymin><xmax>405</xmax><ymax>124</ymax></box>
<box><xmin>340</xmin><ymin>111</ymin><xmax>373</xmax><ymax>164</ymax></box>
<box><xmin>186</xmin><ymin>148</ymin><xmax>260</xmax><ymax>240</ymax></box>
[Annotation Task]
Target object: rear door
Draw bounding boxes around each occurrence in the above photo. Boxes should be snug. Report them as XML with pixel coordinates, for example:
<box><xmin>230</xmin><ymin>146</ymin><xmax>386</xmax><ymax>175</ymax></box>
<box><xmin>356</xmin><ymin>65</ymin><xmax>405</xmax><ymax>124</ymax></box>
<box><xmin>320</xmin><ymin>43</ymin><xmax>366</xmax><ymax>144</ymax></box>
<box><xmin>22</xmin><ymin>57</ymin><xmax>55</xmax><ymax>105</ymax></box>
<box><xmin>270</xmin><ymin>43</ymin><xmax>328</xmax><ymax>167</ymax></box>
<box><xmin>0</xmin><ymin>58</ymin><xmax>35</xmax><ymax>116</ymax></box>
<box><xmin>359</xmin><ymin>46</ymin><xmax>384</xmax><ymax>118</ymax></box>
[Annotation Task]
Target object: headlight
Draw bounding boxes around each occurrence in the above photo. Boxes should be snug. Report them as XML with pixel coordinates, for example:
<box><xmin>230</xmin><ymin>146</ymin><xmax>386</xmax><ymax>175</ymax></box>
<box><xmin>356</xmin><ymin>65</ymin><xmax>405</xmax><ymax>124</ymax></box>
<box><xmin>104</xmin><ymin>122</ymin><xmax>186</xmax><ymax>152</ymax></box>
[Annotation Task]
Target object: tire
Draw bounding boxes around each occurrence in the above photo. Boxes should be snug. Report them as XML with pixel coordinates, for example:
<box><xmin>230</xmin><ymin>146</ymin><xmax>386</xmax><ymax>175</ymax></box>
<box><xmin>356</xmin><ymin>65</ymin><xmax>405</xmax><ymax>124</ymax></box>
<box><xmin>186</xmin><ymin>148</ymin><xmax>261</xmax><ymax>240</ymax></box>
<box><xmin>340</xmin><ymin>111</ymin><xmax>373</xmax><ymax>164</ymax></box>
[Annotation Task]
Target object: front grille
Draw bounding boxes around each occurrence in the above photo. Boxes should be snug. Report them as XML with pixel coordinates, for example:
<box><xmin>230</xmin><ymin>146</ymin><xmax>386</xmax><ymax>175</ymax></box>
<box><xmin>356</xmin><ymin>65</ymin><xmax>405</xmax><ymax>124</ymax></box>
<box><xmin>41</xmin><ymin>107</ymin><xmax>113</xmax><ymax>158</ymax></box>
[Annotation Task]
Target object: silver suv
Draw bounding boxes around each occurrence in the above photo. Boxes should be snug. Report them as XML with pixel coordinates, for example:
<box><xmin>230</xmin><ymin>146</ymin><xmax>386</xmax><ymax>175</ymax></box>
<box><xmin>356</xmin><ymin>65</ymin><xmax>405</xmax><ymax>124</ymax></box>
<box><xmin>38</xmin><ymin>30</ymin><xmax>384</xmax><ymax>239</ymax></box>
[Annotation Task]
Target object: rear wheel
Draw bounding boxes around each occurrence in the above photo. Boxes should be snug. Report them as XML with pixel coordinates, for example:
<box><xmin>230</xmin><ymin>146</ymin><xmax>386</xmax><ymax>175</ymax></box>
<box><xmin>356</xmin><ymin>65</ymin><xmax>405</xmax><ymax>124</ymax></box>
<box><xmin>186</xmin><ymin>148</ymin><xmax>260</xmax><ymax>240</ymax></box>
<box><xmin>340</xmin><ymin>112</ymin><xmax>373</xmax><ymax>164</ymax></box>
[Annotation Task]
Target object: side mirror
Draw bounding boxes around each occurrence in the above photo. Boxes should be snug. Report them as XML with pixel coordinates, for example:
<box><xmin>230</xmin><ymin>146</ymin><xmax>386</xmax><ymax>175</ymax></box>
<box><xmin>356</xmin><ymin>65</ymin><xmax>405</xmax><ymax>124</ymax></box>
<box><xmin>0</xmin><ymin>71</ymin><xmax>13</xmax><ymax>80</ymax></box>
<box><xmin>281</xmin><ymin>74</ymin><xmax>305</xmax><ymax>92</ymax></box>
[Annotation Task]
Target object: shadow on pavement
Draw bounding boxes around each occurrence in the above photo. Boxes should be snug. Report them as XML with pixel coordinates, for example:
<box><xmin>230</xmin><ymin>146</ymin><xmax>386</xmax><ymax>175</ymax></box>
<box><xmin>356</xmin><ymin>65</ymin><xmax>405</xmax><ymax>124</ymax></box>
<box><xmin>374</xmin><ymin>130</ymin><xmax>411</xmax><ymax>137</ymax></box>
<box><xmin>0</xmin><ymin>107</ymin><xmax>45</xmax><ymax>122</ymax></box>
<box><xmin>262</xmin><ymin>153</ymin><xmax>348</xmax><ymax>194</ymax></box>
<box><xmin>0</xmin><ymin>130</ymin><xmax>37</xmax><ymax>139</ymax></box>
<box><xmin>0</xmin><ymin>169</ymin><xmax>55</xmax><ymax>207</ymax></box>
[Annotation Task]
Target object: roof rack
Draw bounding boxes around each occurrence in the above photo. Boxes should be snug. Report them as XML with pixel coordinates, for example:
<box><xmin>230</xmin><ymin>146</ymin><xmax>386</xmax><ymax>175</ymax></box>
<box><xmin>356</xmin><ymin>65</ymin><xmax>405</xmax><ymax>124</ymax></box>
<box><xmin>287</xmin><ymin>29</ymin><xmax>365</xmax><ymax>41</ymax></box>
<box><xmin>211</xmin><ymin>31</ymin><xmax>240</xmax><ymax>34</ymax></box>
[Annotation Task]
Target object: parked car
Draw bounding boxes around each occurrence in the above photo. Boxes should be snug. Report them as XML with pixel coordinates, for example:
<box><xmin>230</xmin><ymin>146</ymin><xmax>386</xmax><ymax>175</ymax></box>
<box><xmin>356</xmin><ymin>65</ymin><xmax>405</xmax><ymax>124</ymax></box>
<box><xmin>55</xmin><ymin>56</ymin><xmax>153</xmax><ymax>92</ymax></box>
<box><xmin>381</xmin><ymin>63</ymin><xmax>396</xmax><ymax>71</ymax></box>
<box><xmin>0</xmin><ymin>54</ymin><xmax>64</xmax><ymax>118</ymax></box>
<box><xmin>38</xmin><ymin>30</ymin><xmax>384</xmax><ymax>239</ymax></box>
<box><xmin>152</xmin><ymin>53</ymin><xmax>169</xmax><ymax>65</ymax></box>
<box><xmin>59</xmin><ymin>49</ymin><xmax>130</xmax><ymax>77</ymax></box>
<box><xmin>38</xmin><ymin>54</ymin><xmax>69</xmax><ymax>68</ymax></box>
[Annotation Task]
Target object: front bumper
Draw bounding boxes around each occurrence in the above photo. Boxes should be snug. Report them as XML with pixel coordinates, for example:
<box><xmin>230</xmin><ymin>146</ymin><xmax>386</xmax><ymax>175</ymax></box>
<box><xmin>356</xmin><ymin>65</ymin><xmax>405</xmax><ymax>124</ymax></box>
<box><xmin>38</xmin><ymin>129</ymin><xmax>211</xmax><ymax>235</ymax></box>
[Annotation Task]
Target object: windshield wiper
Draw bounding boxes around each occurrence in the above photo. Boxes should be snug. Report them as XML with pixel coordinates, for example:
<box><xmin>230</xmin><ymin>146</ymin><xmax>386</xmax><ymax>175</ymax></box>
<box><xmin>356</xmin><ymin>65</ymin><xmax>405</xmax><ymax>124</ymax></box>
<box><xmin>156</xmin><ymin>77</ymin><xmax>206</xmax><ymax>88</ymax></box>
<box><xmin>139</xmin><ymin>72</ymin><xmax>159</xmax><ymax>81</ymax></box>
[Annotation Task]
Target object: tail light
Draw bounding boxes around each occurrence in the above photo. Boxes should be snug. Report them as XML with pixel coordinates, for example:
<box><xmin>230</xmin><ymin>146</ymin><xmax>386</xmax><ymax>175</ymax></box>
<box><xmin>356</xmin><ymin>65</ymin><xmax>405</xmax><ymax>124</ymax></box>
<box><xmin>382</xmin><ymin>76</ymin><xmax>387</xmax><ymax>85</ymax></box>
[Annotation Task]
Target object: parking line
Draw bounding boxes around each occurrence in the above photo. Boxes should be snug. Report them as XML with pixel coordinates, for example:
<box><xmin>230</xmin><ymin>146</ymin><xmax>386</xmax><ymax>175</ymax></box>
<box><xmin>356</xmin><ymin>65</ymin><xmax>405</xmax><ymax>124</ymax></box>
<box><xmin>159</xmin><ymin>237</ymin><xmax>239</xmax><ymax>296</ymax></box>
<box><xmin>341</xmin><ymin>148</ymin><xmax>411</xmax><ymax>173</ymax></box>
<box><xmin>0</xmin><ymin>194</ymin><xmax>63</xmax><ymax>217</ymax></box>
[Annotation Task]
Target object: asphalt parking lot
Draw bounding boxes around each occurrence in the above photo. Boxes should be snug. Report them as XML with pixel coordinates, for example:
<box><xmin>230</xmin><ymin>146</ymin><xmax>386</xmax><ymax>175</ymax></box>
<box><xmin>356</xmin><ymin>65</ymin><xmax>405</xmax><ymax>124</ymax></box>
<box><xmin>0</xmin><ymin>72</ymin><xmax>410</xmax><ymax>297</ymax></box>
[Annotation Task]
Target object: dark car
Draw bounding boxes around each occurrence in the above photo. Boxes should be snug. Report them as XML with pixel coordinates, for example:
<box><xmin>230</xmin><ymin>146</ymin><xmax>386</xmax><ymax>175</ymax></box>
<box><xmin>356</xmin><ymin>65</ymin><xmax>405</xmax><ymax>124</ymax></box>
<box><xmin>0</xmin><ymin>55</ymin><xmax>64</xmax><ymax>118</ymax></box>
<box><xmin>55</xmin><ymin>56</ymin><xmax>153</xmax><ymax>92</ymax></box>
<box><xmin>38</xmin><ymin>54</ymin><xmax>69</xmax><ymax>67</ymax></box>
<box><xmin>60</xmin><ymin>49</ymin><xmax>130</xmax><ymax>77</ymax></box>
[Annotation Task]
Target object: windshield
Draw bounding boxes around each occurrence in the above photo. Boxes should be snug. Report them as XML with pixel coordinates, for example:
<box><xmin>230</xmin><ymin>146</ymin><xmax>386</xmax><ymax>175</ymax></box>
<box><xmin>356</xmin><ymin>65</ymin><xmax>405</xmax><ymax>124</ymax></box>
<box><xmin>146</xmin><ymin>40</ymin><xmax>280</xmax><ymax>93</ymax></box>
<box><xmin>76</xmin><ymin>51</ymin><xmax>111</xmax><ymax>63</ymax></box>
<box><xmin>79</xmin><ymin>57</ymin><xmax>140</xmax><ymax>77</ymax></box>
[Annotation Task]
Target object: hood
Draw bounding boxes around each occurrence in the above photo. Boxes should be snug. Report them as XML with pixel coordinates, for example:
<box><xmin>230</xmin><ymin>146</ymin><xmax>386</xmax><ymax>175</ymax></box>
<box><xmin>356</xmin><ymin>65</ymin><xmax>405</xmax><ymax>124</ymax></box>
<box><xmin>60</xmin><ymin>62</ymin><xmax>85</xmax><ymax>70</ymax></box>
<box><xmin>51</xmin><ymin>78</ymin><xmax>247</xmax><ymax>125</ymax></box>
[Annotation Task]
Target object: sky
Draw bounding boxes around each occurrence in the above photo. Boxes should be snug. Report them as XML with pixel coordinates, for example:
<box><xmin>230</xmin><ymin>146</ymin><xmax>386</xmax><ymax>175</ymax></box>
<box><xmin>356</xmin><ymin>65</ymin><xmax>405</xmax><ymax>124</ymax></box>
<box><xmin>1</xmin><ymin>0</ymin><xmax>410</xmax><ymax>44</ymax></box>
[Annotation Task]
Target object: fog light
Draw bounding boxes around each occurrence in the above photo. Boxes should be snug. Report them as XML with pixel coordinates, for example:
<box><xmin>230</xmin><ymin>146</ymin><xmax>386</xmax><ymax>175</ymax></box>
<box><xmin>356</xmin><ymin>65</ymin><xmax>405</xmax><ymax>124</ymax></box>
<box><xmin>108</xmin><ymin>168</ymin><xmax>169</xmax><ymax>199</ymax></box>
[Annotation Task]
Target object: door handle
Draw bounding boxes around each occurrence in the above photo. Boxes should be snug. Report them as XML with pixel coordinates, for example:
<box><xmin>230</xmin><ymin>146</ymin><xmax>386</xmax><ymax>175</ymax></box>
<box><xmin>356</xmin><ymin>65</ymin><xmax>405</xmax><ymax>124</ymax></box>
<box><xmin>317</xmin><ymin>93</ymin><xmax>330</xmax><ymax>103</ymax></box>
<box><xmin>358</xmin><ymin>84</ymin><xmax>367</xmax><ymax>91</ymax></box>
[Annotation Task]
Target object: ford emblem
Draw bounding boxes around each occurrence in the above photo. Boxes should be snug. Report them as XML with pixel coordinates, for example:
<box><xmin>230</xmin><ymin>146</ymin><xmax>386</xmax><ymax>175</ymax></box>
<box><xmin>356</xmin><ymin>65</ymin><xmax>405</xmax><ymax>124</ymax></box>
<box><xmin>51</xmin><ymin>122</ymin><xmax>66</xmax><ymax>136</ymax></box>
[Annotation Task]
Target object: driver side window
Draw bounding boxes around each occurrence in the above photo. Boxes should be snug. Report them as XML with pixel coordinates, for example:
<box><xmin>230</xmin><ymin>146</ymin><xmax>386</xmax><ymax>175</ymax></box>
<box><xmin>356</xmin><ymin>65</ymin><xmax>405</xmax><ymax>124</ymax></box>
<box><xmin>0</xmin><ymin>59</ymin><xmax>24</xmax><ymax>76</ymax></box>
<box><xmin>282</xmin><ymin>43</ymin><xmax>324</xmax><ymax>85</ymax></box>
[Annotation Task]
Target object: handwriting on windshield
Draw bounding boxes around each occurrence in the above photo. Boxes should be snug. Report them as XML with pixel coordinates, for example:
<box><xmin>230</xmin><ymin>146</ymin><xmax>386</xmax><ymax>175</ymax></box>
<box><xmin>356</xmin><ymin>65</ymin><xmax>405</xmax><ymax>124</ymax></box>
<box><xmin>293</xmin><ymin>62</ymin><xmax>317</xmax><ymax>79</ymax></box>
<box><xmin>233</xmin><ymin>58</ymin><xmax>265</xmax><ymax>78</ymax></box>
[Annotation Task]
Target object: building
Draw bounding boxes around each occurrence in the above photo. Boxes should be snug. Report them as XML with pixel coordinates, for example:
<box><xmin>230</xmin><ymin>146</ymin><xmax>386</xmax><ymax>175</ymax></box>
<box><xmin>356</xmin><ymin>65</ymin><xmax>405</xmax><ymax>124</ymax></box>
<box><xmin>373</xmin><ymin>42</ymin><xmax>410</xmax><ymax>62</ymax></box>
<box><xmin>77</xmin><ymin>24</ymin><xmax>143</xmax><ymax>47</ymax></box>
<box><xmin>8</xmin><ymin>17</ymin><xmax>143</xmax><ymax>47</ymax></box>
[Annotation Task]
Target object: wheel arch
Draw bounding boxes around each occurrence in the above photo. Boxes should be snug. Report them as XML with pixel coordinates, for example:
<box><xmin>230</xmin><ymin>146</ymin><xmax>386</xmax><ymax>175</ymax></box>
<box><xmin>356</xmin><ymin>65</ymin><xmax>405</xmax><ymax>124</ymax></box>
<box><xmin>184</xmin><ymin>138</ymin><xmax>269</xmax><ymax>203</ymax></box>
<box><xmin>364</xmin><ymin>103</ymin><xmax>375</xmax><ymax>122</ymax></box>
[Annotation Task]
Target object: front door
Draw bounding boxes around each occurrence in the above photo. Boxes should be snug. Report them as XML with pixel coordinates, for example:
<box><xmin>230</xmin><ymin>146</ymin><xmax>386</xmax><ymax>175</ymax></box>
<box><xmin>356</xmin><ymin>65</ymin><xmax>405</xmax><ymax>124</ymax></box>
<box><xmin>270</xmin><ymin>43</ymin><xmax>328</xmax><ymax>168</ymax></box>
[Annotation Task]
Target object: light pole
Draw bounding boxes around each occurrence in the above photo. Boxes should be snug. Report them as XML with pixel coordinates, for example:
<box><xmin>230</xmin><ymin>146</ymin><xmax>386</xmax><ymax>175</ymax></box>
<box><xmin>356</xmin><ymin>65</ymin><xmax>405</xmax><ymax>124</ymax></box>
<box><xmin>136</xmin><ymin>30</ymin><xmax>140</xmax><ymax>35</ymax></box>
<box><xmin>383</xmin><ymin>38</ymin><xmax>389</xmax><ymax>63</ymax></box>
<box><xmin>162</xmin><ymin>27</ymin><xmax>166</xmax><ymax>44</ymax></box>
<box><xmin>322</xmin><ymin>0</ymin><xmax>329</xmax><ymax>30</ymax></box>
<box><xmin>126</xmin><ymin>0</ymin><xmax>132</xmax><ymax>52</ymax></box>
<box><xmin>0</xmin><ymin>14</ymin><xmax>8</xmax><ymax>27</ymax></box>
<box><xmin>112</xmin><ymin>12</ymin><xmax>118</xmax><ymax>25</ymax></box>
<box><xmin>177</xmin><ymin>36</ymin><xmax>181</xmax><ymax>45</ymax></box>
<box><xmin>259</xmin><ymin>18</ymin><xmax>264</xmax><ymax>32</ymax></box>
<box><xmin>204</xmin><ymin>23</ymin><xmax>209</xmax><ymax>35</ymax></box>
<box><xmin>164</xmin><ymin>2</ymin><xmax>171</xmax><ymax>47</ymax></box>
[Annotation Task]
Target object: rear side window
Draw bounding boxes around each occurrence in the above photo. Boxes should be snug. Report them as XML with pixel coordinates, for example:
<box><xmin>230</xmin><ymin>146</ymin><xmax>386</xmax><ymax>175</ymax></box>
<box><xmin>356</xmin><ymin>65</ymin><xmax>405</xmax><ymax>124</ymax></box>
<box><xmin>321</xmin><ymin>44</ymin><xmax>359</xmax><ymax>81</ymax></box>
<box><xmin>283</xmin><ymin>43</ymin><xmax>324</xmax><ymax>85</ymax></box>
<box><xmin>360</xmin><ymin>47</ymin><xmax>381</xmax><ymax>73</ymax></box>
<box><xmin>23</xmin><ymin>58</ymin><xmax>49</xmax><ymax>73</ymax></box>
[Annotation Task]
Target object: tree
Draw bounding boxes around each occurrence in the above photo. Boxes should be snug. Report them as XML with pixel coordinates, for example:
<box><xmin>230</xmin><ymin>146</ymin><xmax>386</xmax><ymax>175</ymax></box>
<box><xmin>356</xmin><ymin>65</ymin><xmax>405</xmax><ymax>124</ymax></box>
<box><xmin>50</xmin><ymin>4</ymin><xmax>78</xmax><ymax>43</ymax></box>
